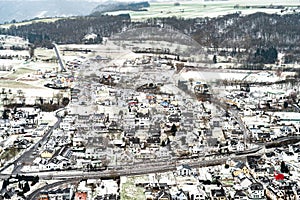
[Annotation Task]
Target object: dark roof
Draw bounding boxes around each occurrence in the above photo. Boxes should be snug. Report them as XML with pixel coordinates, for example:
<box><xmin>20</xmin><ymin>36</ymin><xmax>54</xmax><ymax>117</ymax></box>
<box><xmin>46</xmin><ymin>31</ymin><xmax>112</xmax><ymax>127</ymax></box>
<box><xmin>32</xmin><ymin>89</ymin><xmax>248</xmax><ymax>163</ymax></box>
<box><xmin>168</xmin><ymin>114</ymin><xmax>181</xmax><ymax>123</ymax></box>
<box><xmin>211</xmin><ymin>189</ymin><xmax>225</xmax><ymax>197</ymax></box>
<box><xmin>156</xmin><ymin>190</ymin><xmax>172</xmax><ymax>200</ymax></box>
<box><xmin>206</xmin><ymin>137</ymin><xmax>218</xmax><ymax>146</ymax></box>
<box><xmin>181</xmin><ymin>164</ymin><xmax>192</xmax><ymax>170</ymax></box>
<box><xmin>250</xmin><ymin>182</ymin><xmax>263</xmax><ymax>190</ymax></box>
<box><xmin>147</xmin><ymin>137</ymin><xmax>161</xmax><ymax>144</ymax></box>
<box><xmin>235</xmin><ymin>190</ymin><xmax>247</xmax><ymax>197</ymax></box>
<box><xmin>235</xmin><ymin>161</ymin><xmax>246</xmax><ymax>169</ymax></box>
<box><xmin>129</xmin><ymin>137</ymin><xmax>140</xmax><ymax>144</ymax></box>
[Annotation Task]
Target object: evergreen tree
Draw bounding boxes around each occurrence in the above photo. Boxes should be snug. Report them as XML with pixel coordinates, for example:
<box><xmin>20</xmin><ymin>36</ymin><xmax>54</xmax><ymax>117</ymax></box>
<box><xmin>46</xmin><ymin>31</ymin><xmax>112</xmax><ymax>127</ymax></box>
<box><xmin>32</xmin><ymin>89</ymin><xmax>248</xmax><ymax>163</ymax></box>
<box><xmin>280</xmin><ymin>161</ymin><xmax>289</xmax><ymax>173</ymax></box>
<box><xmin>2</xmin><ymin>179</ymin><xmax>8</xmax><ymax>190</ymax></box>
<box><xmin>23</xmin><ymin>181</ymin><xmax>30</xmax><ymax>193</ymax></box>
<box><xmin>213</xmin><ymin>55</ymin><xmax>217</xmax><ymax>63</ymax></box>
<box><xmin>171</xmin><ymin>123</ymin><xmax>177</xmax><ymax>136</ymax></box>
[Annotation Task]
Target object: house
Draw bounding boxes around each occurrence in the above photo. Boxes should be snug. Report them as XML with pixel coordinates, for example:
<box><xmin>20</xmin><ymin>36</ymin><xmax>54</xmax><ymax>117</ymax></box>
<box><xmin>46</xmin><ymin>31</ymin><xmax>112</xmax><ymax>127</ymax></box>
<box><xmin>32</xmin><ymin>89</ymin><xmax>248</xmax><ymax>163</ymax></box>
<box><xmin>138</xmin><ymin>117</ymin><xmax>151</xmax><ymax>129</ymax></box>
<box><xmin>234</xmin><ymin>190</ymin><xmax>248</xmax><ymax>200</ymax></box>
<box><xmin>266</xmin><ymin>185</ymin><xmax>285</xmax><ymax>200</ymax></box>
<box><xmin>93</xmin><ymin>113</ymin><xmax>107</xmax><ymax>123</ymax></box>
<box><xmin>233</xmin><ymin>162</ymin><xmax>250</xmax><ymax>177</ymax></box>
<box><xmin>63</xmin><ymin>115</ymin><xmax>76</xmax><ymax>124</ymax></box>
<box><xmin>248</xmin><ymin>182</ymin><xmax>265</xmax><ymax>199</ymax></box>
<box><xmin>48</xmin><ymin>188</ymin><xmax>72</xmax><ymax>200</ymax></box>
<box><xmin>189</xmin><ymin>187</ymin><xmax>206</xmax><ymax>200</ymax></box>
<box><xmin>156</xmin><ymin>147</ymin><xmax>170</xmax><ymax>159</ymax></box>
<box><xmin>145</xmin><ymin>190</ymin><xmax>154</xmax><ymax>200</ymax></box>
<box><xmin>60</xmin><ymin>122</ymin><xmax>72</xmax><ymax>131</ymax></box>
<box><xmin>239</xmin><ymin>177</ymin><xmax>252</xmax><ymax>190</ymax></box>
<box><xmin>73</xmin><ymin>137</ymin><xmax>86</xmax><ymax>147</ymax></box>
<box><xmin>211</xmin><ymin>189</ymin><xmax>226</xmax><ymax>200</ymax></box>
<box><xmin>156</xmin><ymin>190</ymin><xmax>172</xmax><ymax>200</ymax></box>
<box><xmin>38</xmin><ymin>192</ymin><xmax>49</xmax><ymax>200</ymax></box>
<box><xmin>85</xmin><ymin>147</ymin><xmax>106</xmax><ymax>160</ymax></box>
<box><xmin>295</xmin><ymin>188</ymin><xmax>300</xmax><ymax>200</ymax></box>
<box><xmin>236</xmin><ymin>142</ymin><xmax>245</xmax><ymax>152</ymax></box>
<box><xmin>135</xmin><ymin>149</ymin><xmax>155</xmax><ymax>159</ymax></box>
<box><xmin>75</xmin><ymin>192</ymin><xmax>87</xmax><ymax>200</ymax></box>
<box><xmin>146</xmin><ymin>137</ymin><xmax>161</xmax><ymax>148</ymax></box>
<box><xmin>94</xmin><ymin>179</ymin><xmax>119</xmax><ymax>199</ymax></box>
<box><xmin>77</xmin><ymin>115</ymin><xmax>91</xmax><ymax>124</ymax></box>
<box><xmin>33</xmin><ymin>126</ymin><xmax>48</xmax><ymax>137</ymax></box>
<box><xmin>40</xmin><ymin>149</ymin><xmax>55</xmax><ymax>159</ymax></box>
<box><xmin>280</xmin><ymin>150</ymin><xmax>297</xmax><ymax>162</ymax></box>
<box><xmin>274</xmin><ymin>172</ymin><xmax>284</xmax><ymax>181</ymax></box>
<box><xmin>284</xmin><ymin>186</ymin><xmax>295</xmax><ymax>200</ymax></box>
<box><xmin>174</xmin><ymin>189</ymin><xmax>189</xmax><ymax>200</ymax></box>
<box><xmin>177</xmin><ymin>164</ymin><xmax>192</xmax><ymax>176</ymax></box>
<box><xmin>13</xmin><ymin>139</ymin><xmax>30</xmax><ymax>149</ymax></box>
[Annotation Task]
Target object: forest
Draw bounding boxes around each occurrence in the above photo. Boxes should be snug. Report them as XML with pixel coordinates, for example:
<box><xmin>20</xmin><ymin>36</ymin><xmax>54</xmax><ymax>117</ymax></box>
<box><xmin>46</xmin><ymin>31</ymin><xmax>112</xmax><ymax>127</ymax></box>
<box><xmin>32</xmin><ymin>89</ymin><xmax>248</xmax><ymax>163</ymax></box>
<box><xmin>0</xmin><ymin>15</ymin><xmax>131</xmax><ymax>48</ymax></box>
<box><xmin>0</xmin><ymin>12</ymin><xmax>300</xmax><ymax>63</ymax></box>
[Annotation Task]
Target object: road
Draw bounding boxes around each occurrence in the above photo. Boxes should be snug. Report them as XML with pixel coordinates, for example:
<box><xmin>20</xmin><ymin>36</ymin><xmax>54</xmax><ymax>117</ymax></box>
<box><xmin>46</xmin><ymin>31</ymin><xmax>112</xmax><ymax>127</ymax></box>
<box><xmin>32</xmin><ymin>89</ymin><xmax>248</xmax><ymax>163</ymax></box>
<box><xmin>53</xmin><ymin>43</ymin><xmax>66</xmax><ymax>72</ymax></box>
<box><xmin>210</xmin><ymin>96</ymin><xmax>250</xmax><ymax>144</ymax></box>
<box><xmin>27</xmin><ymin>179</ymin><xmax>78</xmax><ymax>200</ymax></box>
<box><xmin>171</xmin><ymin>70</ymin><xmax>251</xmax><ymax>146</ymax></box>
<box><xmin>0</xmin><ymin>117</ymin><xmax>62</xmax><ymax>175</ymax></box>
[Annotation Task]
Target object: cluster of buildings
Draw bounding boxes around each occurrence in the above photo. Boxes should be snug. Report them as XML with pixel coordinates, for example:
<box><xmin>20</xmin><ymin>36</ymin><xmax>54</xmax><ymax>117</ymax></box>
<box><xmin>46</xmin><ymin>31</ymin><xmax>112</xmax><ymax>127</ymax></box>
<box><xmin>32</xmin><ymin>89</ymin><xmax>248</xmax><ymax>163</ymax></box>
<box><xmin>1</xmin><ymin>34</ymin><xmax>300</xmax><ymax>200</ymax></box>
<box><xmin>38</xmin><ymin>179</ymin><xmax>119</xmax><ymax>200</ymax></box>
<box><xmin>221</xmin><ymin>84</ymin><xmax>300</xmax><ymax>143</ymax></box>
<box><xmin>0</xmin><ymin>106</ymin><xmax>47</xmax><ymax>166</ymax></box>
<box><xmin>129</xmin><ymin>145</ymin><xmax>300</xmax><ymax>200</ymax></box>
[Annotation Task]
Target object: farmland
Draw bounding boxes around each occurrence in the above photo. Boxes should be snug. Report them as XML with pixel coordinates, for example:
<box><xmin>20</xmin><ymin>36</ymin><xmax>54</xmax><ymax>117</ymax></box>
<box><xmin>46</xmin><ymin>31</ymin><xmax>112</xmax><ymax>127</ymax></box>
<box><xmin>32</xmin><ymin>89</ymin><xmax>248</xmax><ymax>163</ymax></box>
<box><xmin>105</xmin><ymin>0</ymin><xmax>300</xmax><ymax>20</ymax></box>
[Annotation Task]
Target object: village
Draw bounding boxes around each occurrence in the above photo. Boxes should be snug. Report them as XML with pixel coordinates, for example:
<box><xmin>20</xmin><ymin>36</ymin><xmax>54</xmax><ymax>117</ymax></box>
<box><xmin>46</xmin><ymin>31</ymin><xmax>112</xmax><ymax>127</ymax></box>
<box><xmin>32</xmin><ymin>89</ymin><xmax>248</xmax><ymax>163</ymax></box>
<box><xmin>0</xmin><ymin>26</ymin><xmax>300</xmax><ymax>200</ymax></box>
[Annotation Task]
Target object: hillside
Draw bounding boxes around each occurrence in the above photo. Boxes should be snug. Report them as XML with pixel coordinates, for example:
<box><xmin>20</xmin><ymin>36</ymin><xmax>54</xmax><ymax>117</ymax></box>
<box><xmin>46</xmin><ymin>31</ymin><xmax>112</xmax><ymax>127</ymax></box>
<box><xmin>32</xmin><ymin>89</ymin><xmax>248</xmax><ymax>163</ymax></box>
<box><xmin>0</xmin><ymin>0</ymin><xmax>99</xmax><ymax>24</ymax></box>
<box><xmin>91</xmin><ymin>2</ymin><xmax>150</xmax><ymax>15</ymax></box>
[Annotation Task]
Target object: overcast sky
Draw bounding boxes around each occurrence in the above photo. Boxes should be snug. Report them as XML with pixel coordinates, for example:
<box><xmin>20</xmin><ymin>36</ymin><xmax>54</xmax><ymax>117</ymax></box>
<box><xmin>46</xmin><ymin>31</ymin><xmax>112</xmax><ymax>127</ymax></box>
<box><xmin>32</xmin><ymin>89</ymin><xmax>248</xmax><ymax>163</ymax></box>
<box><xmin>81</xmin><ymin>0</ymin><xmax>300</xmax><ymax>2</ymax></box>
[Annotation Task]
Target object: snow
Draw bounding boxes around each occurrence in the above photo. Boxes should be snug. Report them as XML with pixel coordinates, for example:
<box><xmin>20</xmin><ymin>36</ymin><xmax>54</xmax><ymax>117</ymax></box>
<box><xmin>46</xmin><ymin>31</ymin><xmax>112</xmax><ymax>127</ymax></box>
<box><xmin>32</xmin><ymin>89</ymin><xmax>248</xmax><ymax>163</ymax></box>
<box><xmin>179</xmin><ymin>70</ymin><xmax>247</xmax><ymax>82</ymax></box>
<box><xmin>1</xmin><ymin>164</ymin><xmax>14</xmax><ymax>175</ymax></box>
<box><xmin>104</xmin><ymin>0</ymin><xmax>300</xmax><ymax>21</ymax></box>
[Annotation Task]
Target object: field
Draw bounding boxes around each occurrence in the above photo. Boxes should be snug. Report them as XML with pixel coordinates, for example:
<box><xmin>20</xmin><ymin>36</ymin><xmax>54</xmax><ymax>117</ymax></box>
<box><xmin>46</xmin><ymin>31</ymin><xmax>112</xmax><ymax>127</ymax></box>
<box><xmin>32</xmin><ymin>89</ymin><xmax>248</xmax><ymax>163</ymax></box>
<box><xmin>120</xmin><ymin>176</ymin><xmax>146</xmax><ymax>200</ymax></box>
<box><xmin>1</xmin><ymin>0</ymin><xmax>299</xmax><ymax>29</ymax></box>
<box><xmin>0</xmin><ymin>17</ymin><xmax>64</xmax><ymax>29</ymax></box>
<box><xmin>105</xmin><ymin>0</ymin><xmax>300</xmax><ymax>21</ymax></box>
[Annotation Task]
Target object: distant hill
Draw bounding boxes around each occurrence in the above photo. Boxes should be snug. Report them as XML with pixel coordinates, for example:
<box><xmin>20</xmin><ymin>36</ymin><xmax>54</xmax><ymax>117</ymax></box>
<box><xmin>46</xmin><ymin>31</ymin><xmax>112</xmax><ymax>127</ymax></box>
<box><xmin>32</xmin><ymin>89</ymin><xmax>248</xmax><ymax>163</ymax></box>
<box><xmin>0</xmin><ymin>0</ymin><xmax>99</xmax><ymax>24</ymax></box>
<box><xmin>91</xmin><ymin>1</ymin><xmax>150</xmax><ymax>15</ymax></box>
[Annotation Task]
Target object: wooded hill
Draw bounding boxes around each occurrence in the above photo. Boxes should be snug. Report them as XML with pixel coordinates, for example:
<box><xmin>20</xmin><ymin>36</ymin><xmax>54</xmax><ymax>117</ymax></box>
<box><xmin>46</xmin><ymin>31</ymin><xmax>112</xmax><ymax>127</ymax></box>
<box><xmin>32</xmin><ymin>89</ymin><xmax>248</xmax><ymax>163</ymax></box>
<box><xmin>1</xmin><ymin>12</ymin><xmax>300</xmax><ymax>63</ymax></box>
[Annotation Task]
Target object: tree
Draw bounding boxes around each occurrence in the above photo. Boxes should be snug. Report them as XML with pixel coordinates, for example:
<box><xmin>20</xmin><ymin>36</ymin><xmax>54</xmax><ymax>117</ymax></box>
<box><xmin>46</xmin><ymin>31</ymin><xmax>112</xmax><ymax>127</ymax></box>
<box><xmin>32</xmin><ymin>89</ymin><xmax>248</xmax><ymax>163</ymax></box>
<box><xmin>31</xmin><ymin>176</ymin><xmax>39</xmax><ymax>186</ymax></box>
<box><xmin>29</xmin><ymin>45</ymin><xmax>35</xmax><ymax>58</ymax></box>
<box><xmin>188</xmin><ymin>78</ymin><xmax>194</xmax><ymax>88</ymax></box>
<box><xmin>2</xmin><ymin>179</ymin><xmax>8</xmax><ymax>190</ymax></box>
<box><xmin>253</xmin><ymin>47</ymin><xmax>278</xmax><ymax>64</ymax></box>
<box><xmin>2</xmin><ymin>109</ymin><xmax>10</xmax><ymax>120</ymax></box>
<box><xmin>280</xmin><ymin>161</ymin><xmax>289</xmax><ymax>173</ymax></box>
<box><xmin>18</xmin><ymin>181</ymin><xmax>22</xmax><ymax>189</ymax></box>
<box><xmin>171</xmin><ymin>123</ymin><xmax>177</xmax><ymax>136</ymax></box>
<box><xmin>23</xmin><ymin>181</ymin><xmax>30</xmax><ymax>193</ymax></box>
<box><xmin>283</xmin><ymin>101</ymin><xmax>288</xmax><ymax>109</ymax></box>
<box><xmin>62</xmin><ymin>97</ymin><xmax>70</xmax><ymax>107</ymax></box>
<box><xmin>213</xmin><ymin>55</ymin><xmax>217</xmax><ymax>63</ymax></box>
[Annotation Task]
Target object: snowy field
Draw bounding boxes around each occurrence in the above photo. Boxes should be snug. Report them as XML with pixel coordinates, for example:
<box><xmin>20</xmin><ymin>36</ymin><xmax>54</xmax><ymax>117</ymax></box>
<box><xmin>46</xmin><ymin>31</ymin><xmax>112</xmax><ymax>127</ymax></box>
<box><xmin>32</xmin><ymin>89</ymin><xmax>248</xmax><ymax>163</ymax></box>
<box><xmin>105</xmin><ymin>0</ymin><xmax>300</xmax><ymax>21</ymax></box>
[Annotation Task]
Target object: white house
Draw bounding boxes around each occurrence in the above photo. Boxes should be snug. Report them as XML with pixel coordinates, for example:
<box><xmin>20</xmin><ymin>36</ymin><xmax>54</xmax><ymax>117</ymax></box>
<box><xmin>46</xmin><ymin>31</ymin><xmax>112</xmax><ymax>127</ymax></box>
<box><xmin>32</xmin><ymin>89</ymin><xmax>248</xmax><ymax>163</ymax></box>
<box><xmin>176</xmin><ymin>164</ymin><xmax>192</xmax><ymax>176</ymax></box>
